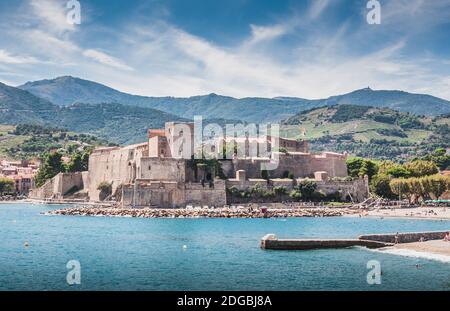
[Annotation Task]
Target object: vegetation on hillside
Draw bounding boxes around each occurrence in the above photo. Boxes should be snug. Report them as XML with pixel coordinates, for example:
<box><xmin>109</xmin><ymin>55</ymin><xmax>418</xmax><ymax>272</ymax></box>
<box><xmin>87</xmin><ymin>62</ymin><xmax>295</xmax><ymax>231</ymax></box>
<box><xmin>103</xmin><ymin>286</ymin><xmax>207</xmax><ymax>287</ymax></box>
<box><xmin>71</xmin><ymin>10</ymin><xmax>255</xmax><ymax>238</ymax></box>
<box><xmin>0</xmin><ymin>124</ymin><xmax>113</xmax><ymax>160</ymax></box>
<box><xmin>282</xmin><ymin>105</ymin><xmax>450</xmax><ymax>162</ymax></box>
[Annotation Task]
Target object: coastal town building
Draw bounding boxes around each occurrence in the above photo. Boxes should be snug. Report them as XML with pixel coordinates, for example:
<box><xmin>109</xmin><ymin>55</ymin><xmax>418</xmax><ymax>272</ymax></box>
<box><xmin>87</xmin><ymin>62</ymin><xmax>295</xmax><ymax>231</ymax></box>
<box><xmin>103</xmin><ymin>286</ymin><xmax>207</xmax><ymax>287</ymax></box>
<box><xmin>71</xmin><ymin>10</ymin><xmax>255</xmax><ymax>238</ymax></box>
<box><xmin>0</xmin><ymin>160</ymin><xmax>39</xmax><ymax>194</ymax></box>
<box><xmin>30</xmin><ymin>121</ymin><xmax>370</xmax><ymax>206</ymax></box>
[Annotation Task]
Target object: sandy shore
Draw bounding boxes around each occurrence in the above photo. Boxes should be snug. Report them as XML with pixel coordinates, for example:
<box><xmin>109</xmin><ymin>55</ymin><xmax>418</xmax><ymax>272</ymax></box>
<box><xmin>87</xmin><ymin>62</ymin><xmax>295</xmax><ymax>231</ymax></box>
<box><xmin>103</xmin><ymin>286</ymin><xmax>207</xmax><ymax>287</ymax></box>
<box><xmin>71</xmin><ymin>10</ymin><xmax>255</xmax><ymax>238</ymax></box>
<box><xmin>366</xmin><ymin>207</ymin><xmax>450</xmax><ymax>220</ymax></box>
<box><xmin>377</xmin><ymin>240</ymin><xmax>450</xmax><ymax>263</ymax></box>
<box><xmin>391</xmin><ymin>240</ymin><xmax>450</xmax><ymax>256</ymax></box>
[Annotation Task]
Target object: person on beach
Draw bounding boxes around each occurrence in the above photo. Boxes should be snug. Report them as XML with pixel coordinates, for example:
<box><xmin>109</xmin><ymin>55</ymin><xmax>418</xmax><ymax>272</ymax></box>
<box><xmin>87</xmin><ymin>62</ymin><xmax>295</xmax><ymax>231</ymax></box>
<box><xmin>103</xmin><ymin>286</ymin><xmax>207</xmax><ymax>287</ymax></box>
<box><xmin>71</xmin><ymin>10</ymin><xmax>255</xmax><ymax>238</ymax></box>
<box><xmin>395</xmin><ymin>232</ymin><xmax>399</xmax><ymax>244</ymax></box>
<box><xmin>444</xmin><ymin>232</ymin><xmax>450</xmax><ymax>242</ymax></box>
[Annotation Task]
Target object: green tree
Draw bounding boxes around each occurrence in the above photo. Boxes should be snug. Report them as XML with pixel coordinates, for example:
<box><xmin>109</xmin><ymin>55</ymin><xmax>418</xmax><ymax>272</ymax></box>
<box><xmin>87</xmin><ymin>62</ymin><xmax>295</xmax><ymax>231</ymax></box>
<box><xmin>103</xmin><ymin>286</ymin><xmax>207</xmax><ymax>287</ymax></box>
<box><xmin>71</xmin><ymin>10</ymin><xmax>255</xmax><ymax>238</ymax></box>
<box><xmin>97</xmin><ymin>182</ymin><xmax>112</xmax><ymax>201</ymax></box>
<box><xmin>347</xmin><ymin>157</ymin><xmax>379</xmax><ymax>180</ymax></box>
<box><xmin>390</xmin><ymin>178</ymin><xmax>410</xmax><ymax>201</ymax></box>
<box><xmin>385</xmin><ymin>166</ymin><xmax>411</xmax><ymax>178</ymax></box>
<box><xmin>422</xmin><ymin>148</ymin><xmax>450</xmax><ymax>170</ymax></box>
<box><xmin>289</xmin><ymin>190</ymin><xmax>302</xmax><ymax>201</ymax></box>
<box><xmin>34</xmin><ymin>151</ymin><xmax>66</xmax><ymax>187</ymax></box>
<box><xmin>66</xmin><ymin>153</ymin><xmax>83</xmax><ymax>172</ymax></box>
<box><xmin>407</xmin><ymin>178</ymin><xmax>426</xmax><ymax>203</ymax></box>
<box><xmin>66</xmin><ymin>152</ymin><xmax>89</xmax><ymax>172</ymax></box>
<box><xmin>370</xmin><ymin>174</ymin><xmax>396</xmax><ymax>199</ymax></box>
<box><xmin>273</xmin><ymin>186</ymin><xmax>288</xmax><ymax>200</ymax></box>
<box><xmin>347</xmin><ymin>158</ymin><xmax>365</xmax><ymax>178</ymax></box>
<box><xmin>81</xmin><ymin>152</ymin><xmax>89</xmax><ymax>171</ymax></box>
<box><xmin>0</xmin><ymin>177</ymin><xmax>14</xmax><ymax>194</ymax></box>
<box><xmin>421</xmin><ymin>175</ymin><xmax>449</xmax><ymax>200</ymax></box>
<box><xmin>404</xmin><ymin>160</ymin><xmax>439</xmax><ymax>177</ymax></box>
<box><xmin>295</xmin><ymin>180</ymin><xmax>317</xmax><ymax>201</ymax></box>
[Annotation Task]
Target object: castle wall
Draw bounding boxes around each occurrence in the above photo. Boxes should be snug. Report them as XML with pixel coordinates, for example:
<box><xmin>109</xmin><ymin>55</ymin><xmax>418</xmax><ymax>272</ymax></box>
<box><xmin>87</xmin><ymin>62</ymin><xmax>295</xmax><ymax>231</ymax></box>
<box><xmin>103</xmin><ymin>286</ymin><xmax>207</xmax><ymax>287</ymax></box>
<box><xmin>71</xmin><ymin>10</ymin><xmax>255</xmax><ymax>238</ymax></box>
<box><xmin>54</xmin><ymin>172</ymin><xmax>84</xmax><ymax>196</ymax></box>
<box><xmin>121</xmin><ymin>180</ymin><xmax>227</xmax><ymax>208</ymax></box>
<box><xmin>225</xmin><ymin>152</ymin><xmax>348</xmax><ymax>180</ymax></box>
<box><xmin>310</xmin><ymin>153</ymin><xmax>348</xmax><ymax>178</ymax></box>
<box><xmin>315</xmin><ymin>177</ymin><xmax>369</xmax><ymax>202</ymax></box>
<box><xmin>29</xmin><ymin>172</ymin><xmax>85</xmax><ymax>200</ymax></box>
<box><xmin>88</xmin><ymin>144</ymin><xmax>147</xmax><ymax>201</ymax></box>
<box><xmin>122</xmin><ymin>181</ymin><xmax>184</xmax><ymax>208</ymax></box>
<box><xmin>225</xmin><ymin>177</ymin><xmax>369</xmax><ymax>203</ymax></box>
<box><xmin>184</xmin><ymin>180</ymin><xmax>227</xmax><ymax>206</ymax></box>
<box><xmin>139</xmin><ymin>157</ymin><xmax>186</xmax><ymax>182</ymax></box>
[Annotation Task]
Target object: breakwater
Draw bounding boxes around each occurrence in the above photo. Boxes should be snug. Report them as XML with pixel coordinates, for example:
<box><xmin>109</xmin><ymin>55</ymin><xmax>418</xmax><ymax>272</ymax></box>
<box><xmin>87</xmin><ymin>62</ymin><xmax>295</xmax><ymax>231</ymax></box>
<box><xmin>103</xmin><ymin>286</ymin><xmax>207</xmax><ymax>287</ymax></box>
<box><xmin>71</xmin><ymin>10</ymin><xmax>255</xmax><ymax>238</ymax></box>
<box><xmin>45</xmin><ymin>206</ymin><xmax>359</xmax><ymax>218</ymax></box>
<box><xmin>260</xmin><ymin>229</ymin><xmax>449</xmax><ymax>251</ymax></box>
<box><xmin>260</xmin><ymin>234</ymin><xmax>392</xmax><ymax>250</ymax></box>
<box><xmin>359</xmin><ymin>230</ymin><xmax>449</xmax><ymax>244</ymax></box>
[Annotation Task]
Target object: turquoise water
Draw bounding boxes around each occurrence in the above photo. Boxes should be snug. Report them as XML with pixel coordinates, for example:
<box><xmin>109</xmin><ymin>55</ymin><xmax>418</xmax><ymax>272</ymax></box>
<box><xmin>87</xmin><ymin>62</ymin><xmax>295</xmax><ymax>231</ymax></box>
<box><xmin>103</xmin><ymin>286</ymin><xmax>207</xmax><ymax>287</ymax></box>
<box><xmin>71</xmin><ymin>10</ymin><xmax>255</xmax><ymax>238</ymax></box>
<box><xmin>0</xmin><ymin>203</ymin><xmax>449</xmax><ymax>291</ymax></box>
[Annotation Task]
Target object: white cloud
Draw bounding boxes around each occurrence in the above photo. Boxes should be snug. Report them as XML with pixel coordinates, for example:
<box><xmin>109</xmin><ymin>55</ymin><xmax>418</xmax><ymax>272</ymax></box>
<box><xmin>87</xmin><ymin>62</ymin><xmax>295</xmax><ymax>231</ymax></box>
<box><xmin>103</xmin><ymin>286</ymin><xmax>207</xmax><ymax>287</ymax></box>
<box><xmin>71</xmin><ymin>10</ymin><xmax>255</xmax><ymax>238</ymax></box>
<box><xmin>29</xmin><ymin>0</ymin><xmax>75</xmax><ymax>34</ymax></box>
<box><xmin>0</xmin><ymin>50</ymin><xmax>40</xmax><ymax>64</ymax></box>
<box><xmin>83</xmin><ymin>49</ymin><xmax>134</xmax><ymax>71</ymax></box>
<box><xmin>308</xmin><ymin>0</ymin><xmax>331</xmax><ymax>20</ymax></box>
<box><xmin>248</xmin><ymin>24</ymin><xmax>287</xmax><ymax>44</ymax></box>
<box><xmin>0</xmin><ymin>0</ymin><xmax>450</xmax><ymax>102</ymax></box>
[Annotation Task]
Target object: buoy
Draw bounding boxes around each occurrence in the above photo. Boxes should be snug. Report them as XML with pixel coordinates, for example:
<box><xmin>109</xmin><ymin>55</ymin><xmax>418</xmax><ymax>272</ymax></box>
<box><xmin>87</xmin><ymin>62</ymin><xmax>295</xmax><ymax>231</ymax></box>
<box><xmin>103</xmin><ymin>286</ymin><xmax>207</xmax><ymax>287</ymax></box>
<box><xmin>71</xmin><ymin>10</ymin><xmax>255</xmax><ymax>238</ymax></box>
<box><xmin>24</xmin><ymin>241</ymin><xmax>29</xmax><ymax>247</ymax></box>
<box><xmin>182</xmin><ymin>245</ymin><xmax>187</xmax><ymax>250</ymax></box>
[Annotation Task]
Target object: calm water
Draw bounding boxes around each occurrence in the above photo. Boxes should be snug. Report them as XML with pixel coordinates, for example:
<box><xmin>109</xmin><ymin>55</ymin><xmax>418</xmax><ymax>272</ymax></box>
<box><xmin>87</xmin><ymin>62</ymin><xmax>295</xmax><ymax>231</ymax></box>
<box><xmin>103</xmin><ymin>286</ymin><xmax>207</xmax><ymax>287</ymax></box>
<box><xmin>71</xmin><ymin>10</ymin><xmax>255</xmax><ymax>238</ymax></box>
<box><xmin>0</xmin><ymin>203</ymin><xmax>449</xmax><ymax>291</ymax></box>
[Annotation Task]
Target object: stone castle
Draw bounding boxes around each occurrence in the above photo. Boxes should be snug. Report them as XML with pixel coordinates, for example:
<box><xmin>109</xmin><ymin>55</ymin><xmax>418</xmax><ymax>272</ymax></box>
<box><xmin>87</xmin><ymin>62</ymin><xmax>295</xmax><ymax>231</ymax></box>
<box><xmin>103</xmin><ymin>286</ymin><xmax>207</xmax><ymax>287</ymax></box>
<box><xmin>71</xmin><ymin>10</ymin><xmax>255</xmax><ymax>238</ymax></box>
<box><xmin>31</xmin><ymin>121</ymin><xmax>369</xmax><ymax>206</ymax></box>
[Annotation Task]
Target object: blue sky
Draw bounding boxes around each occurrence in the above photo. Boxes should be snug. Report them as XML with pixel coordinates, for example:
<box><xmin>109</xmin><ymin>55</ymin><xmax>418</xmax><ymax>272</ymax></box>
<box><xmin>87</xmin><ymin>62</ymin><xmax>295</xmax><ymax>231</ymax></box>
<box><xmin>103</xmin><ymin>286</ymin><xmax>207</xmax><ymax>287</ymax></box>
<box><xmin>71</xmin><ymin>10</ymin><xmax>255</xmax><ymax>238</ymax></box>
<box><xmin>0</xmin><ymin>0</ymin><xmax>450</xmax><ymax>100</ymax></box>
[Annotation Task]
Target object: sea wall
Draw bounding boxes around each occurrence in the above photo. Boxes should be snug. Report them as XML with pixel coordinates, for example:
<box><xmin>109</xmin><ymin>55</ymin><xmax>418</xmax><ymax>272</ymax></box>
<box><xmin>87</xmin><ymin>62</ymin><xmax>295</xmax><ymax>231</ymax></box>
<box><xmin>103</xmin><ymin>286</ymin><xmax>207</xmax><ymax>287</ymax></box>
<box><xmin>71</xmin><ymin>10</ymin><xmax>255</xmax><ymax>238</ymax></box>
<box><xmin>29</xmin><ymin>172</ymin><xmax>86</xmax><ymax>200</ymax></box>
<box><xmin>184</xmin><ymin>180</ymin><xmax>227</xmax><ymax>206</ymax></box>
<box><xmin>121</xmin><ymin>180</ymin><xmax>227</xmax><ymax>208</ymax></box>
<box><xmin>359</xmin><ymin>230</ymin><xmax>449</xmax><ymax>244</ymax></box>
<box><xmin>122</xmin><ymin>181</ymin><xmax>183</xmax><ymax>208</ymax></box>
<box><xmin>225</xmin><ymin>176</ymin><xmax>369</xmax><ymax>203</ymax></box>
<box><xmin>260</xmin><ymin>235</ymin><xmax>391</xmax><ymax>250</ymax></box>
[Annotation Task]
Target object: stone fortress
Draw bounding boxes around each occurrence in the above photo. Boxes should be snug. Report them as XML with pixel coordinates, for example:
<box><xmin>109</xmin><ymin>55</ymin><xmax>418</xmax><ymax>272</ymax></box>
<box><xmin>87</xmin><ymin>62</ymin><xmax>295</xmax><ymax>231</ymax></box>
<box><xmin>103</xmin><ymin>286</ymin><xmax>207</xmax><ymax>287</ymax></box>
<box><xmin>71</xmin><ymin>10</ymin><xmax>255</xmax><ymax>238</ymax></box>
<box><xmin>31</xmin><ymin>121</ymin><xmax>369</xmax><ymax>207</ymax></box>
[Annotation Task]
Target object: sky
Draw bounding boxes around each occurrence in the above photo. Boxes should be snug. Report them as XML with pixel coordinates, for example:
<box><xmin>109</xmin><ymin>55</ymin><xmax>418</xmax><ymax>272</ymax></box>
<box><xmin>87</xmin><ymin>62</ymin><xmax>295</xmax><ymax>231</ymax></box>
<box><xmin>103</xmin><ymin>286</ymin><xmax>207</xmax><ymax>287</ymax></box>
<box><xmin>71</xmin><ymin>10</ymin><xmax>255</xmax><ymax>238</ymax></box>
<box><xmin>0</xmin><ymin>0</ymin><xmax>450</xmax><ymax>100</ymax></box>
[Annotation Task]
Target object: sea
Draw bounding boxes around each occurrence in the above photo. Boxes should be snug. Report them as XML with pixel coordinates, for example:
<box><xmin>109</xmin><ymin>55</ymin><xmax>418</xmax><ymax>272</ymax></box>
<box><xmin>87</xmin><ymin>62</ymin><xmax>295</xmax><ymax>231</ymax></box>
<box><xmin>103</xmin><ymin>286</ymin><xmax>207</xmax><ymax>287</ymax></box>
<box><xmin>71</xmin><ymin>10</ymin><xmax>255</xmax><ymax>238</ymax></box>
<box><xmin>0</xmin><ymin>203</ymin><xmax>449</xmax><ymax>291</ymax></box>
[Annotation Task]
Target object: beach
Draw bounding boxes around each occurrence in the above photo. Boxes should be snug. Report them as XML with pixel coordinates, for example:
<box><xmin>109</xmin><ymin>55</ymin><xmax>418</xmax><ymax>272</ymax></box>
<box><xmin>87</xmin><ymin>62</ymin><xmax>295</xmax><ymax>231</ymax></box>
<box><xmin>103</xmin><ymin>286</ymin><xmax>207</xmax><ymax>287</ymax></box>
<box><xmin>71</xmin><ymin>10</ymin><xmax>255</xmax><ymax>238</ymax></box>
<box><xmin>366</xmin><ymin>207</ymin><xmax>450</xmax><ymax>220</ymax></box>
<box><xmin>391</xmin><ymin>240</ymin><xmax>450</xmax><ymax>256</ymax></box>
<box><xmin>378</xmin><ymin>240</ymin><xmax>450</xmax><ymax>263</ymax></box>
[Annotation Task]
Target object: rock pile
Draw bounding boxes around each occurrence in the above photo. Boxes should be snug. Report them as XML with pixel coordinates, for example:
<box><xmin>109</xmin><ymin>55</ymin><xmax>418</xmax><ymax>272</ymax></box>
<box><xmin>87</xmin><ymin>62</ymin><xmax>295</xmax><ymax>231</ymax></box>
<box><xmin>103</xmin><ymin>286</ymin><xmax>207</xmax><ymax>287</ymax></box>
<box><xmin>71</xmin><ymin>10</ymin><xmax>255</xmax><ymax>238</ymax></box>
<box><xmin>45</xmin><ymin>206</ymin><xmax>358</xmax><ymax>218</ymax></box>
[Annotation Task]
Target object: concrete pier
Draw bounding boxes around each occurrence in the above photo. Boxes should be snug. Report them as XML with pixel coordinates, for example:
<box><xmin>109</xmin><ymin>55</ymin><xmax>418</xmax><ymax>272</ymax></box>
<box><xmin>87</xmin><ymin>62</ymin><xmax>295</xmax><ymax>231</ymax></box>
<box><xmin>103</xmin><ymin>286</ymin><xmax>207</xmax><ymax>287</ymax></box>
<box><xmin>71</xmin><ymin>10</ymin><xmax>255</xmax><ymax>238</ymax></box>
<box><xmin>260</xmin><ymin>234</ymin><xmax>392</xmax><ymax>250</ymax></box>
<box><xmin>359</xmin><ymin>230</ymin><xmax>449</xmax><ymax>244</ymax></box>
<box><xmin>261</xmin><ymin>229</ymin><xmax>450</xmax><ymax>250</ymax></box>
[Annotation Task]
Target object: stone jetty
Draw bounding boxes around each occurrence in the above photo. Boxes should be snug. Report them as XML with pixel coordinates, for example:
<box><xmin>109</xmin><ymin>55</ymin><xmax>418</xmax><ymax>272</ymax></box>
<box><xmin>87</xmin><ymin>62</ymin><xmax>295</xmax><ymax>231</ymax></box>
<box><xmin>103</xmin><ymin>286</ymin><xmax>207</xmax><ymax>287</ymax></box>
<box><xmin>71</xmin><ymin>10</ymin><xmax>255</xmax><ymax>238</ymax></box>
<box><xmin>260</xmin><ymin>234</ymin><xmax>392</xmax><ymax>250</ymax></box>
<box><xmin>45</xmin><ymin>206</ymin><xmax>358</xmax><ymax>219</ymax></box>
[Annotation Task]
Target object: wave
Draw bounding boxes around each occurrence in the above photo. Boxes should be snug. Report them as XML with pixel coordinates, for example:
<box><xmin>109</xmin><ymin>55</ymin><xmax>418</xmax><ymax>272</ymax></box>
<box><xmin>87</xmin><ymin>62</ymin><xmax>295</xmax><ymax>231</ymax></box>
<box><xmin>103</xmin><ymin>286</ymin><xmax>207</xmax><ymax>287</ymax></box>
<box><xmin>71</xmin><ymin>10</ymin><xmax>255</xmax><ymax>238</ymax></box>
<box><xmin>375</xmin><ymin>248</ymin><xmax>450</xmax><ymax>264</ymax></box>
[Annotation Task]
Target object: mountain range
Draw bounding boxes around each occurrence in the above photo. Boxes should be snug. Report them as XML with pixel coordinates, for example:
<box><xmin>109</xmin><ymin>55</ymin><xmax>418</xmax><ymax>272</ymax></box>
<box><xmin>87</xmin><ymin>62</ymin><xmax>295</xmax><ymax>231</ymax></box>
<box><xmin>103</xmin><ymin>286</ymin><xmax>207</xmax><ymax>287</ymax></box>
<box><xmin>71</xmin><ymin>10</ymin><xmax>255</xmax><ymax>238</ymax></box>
<box><xmin>19</xmin><ymin>76</ymin><xmax>450</xmax><ymax>122</ymax></box>
<box><xmin>1</xmin><ymin>76</ymin><xmax>450</xmax><ymax>146</ymax></box>
<box><xmin>0</xmin><ymin>81</ymin><xmax>185</xmax><ymax>144</ymax></box>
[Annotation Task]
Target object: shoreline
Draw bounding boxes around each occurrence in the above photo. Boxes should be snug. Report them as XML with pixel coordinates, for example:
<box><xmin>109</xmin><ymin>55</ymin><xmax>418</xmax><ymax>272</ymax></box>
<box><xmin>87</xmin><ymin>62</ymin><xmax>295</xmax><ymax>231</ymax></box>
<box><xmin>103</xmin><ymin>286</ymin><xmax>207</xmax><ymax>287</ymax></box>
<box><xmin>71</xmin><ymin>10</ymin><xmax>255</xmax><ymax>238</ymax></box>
<box><xmin>365</xmin><ymin>207</ymin><xmax>450</xmax><ymax>221</ymax></box>
<box><xmin>3</xmin><ymin>199</ymin><xmax>450</xmax><ymax>220</ymax></box>
<box><xmin>375</xmin><ymin>240</ymin><xmax>450</xmax><ymax>263</ymax></box>
<box><xmin>44</xmin><ymin>206</ymin><xmax>360</xmax><ymax>219</ymax></box>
